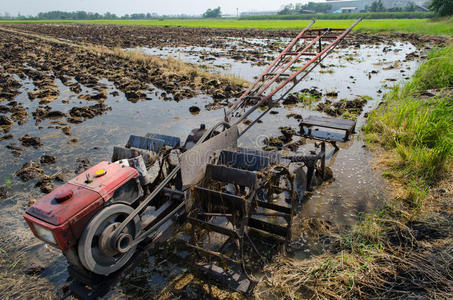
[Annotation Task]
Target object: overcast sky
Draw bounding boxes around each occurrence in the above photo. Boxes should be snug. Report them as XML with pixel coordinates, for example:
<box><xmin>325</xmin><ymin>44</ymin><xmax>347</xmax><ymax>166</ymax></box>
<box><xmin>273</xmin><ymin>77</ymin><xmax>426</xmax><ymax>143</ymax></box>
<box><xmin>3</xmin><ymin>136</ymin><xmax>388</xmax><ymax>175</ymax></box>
<box><xmin>2</xmin><ymin>0</ymin><xmax>323</xmax><ymax>16</ymax></box>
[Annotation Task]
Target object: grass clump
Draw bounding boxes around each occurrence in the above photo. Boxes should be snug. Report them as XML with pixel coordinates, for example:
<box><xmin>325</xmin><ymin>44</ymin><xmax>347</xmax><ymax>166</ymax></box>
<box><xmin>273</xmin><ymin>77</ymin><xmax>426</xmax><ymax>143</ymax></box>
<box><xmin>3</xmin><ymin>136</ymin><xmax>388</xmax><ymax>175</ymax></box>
<box><xmin>0</xmin><ymin>236</ymin><xmax>56</xmax><ymax>299</ymax></box>
<box><xmin>409</xmin><ymin>46</ymin><xmax>453</xmax><ymax>90</ymax></box>
<box><xmin>297</xmin><ymin>92</ymin><xmax>319</xmax><ymax>106</ymax></box>
<box><xmin>363</xmin><ymin>46</ymin><xmax>453</xmax><ymax>204</ymax></box>
<box><xmin>257</xmin><ymin>217</ymin><xmax>453</xmax><ymax>299</ymax></box>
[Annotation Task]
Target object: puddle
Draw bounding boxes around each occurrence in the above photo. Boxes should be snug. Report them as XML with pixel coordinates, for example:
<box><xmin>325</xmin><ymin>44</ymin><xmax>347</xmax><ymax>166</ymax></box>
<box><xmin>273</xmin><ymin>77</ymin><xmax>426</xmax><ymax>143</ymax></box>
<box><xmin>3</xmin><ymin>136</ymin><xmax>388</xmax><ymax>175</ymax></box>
<box><xmin>0</xmin><ymin>35</ymin><xmax>422</xmax><ymax>298</ymax></box>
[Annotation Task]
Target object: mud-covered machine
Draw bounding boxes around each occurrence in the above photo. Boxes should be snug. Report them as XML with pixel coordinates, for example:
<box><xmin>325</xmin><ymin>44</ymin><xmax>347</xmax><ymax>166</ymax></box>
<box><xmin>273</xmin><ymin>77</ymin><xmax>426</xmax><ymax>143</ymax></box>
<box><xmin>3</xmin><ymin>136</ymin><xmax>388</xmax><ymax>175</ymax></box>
<box><xmin>23</xmin><ymin>20</ymin><xmax>361</xmax><ymax>297</ymax></box>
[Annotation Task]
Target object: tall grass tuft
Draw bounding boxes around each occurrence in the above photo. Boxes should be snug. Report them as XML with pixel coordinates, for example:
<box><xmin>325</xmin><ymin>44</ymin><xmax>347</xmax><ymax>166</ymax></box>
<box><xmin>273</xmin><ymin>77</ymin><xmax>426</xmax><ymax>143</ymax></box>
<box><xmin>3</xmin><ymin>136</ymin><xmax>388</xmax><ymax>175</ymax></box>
<box><xmin>408</xmin><ymin>46</ymin><xmax>453</xmax><ymax>91</ymax></box>
<box><xmin>364</xmin><ymin>46</ymin><xmax>453</xmax><ymax>205</ymax></box>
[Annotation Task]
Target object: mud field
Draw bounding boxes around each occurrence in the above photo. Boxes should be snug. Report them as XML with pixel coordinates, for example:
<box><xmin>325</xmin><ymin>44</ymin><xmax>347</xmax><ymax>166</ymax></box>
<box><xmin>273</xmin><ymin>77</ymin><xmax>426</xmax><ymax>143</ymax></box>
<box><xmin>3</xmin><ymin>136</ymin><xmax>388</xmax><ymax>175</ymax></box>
<box><xmin>0</xmin><ymin>24</ymin><xmax>443</xmax><ymax>299</ymax></box>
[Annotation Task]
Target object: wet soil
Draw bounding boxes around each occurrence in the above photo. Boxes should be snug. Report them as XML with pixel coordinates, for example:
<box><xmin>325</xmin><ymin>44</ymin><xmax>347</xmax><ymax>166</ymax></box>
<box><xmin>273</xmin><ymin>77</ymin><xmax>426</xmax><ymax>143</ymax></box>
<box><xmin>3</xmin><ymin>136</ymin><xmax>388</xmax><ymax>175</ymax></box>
<box><xmin>0</xmin><ymin>23</ymin><xmax>430</xmax><ymax>299</ymax></box>
<box><xmin>2</xmin><ymin>23</ymin><xmax>447</xmax><ymax>49</ymax></box>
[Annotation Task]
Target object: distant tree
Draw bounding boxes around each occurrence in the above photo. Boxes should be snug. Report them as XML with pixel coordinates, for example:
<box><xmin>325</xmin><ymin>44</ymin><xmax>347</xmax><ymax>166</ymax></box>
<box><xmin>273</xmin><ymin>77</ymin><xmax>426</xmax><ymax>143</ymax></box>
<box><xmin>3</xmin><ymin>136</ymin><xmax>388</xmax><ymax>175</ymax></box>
<box><xmin>278</xmin><ymin>2</ymin><xmax>332</xmax><ymax>14</ymax></box>
<box><xmin>294</xmin><ymin>3</ymin><xmax>303</xmax><ymax>12</ymax></box>
<box><xmin>203</xmin><ymin>7</ymin><xmax>221</xmax><ymax>18</ymax></box>
<box><xmin>429</xmin><ymin>0</ymin><xmax>453</xmax><ymax>16</ymax></box>
<box><xmin>301</xmin><ymin>2</ymin><xmax>332</xmax><ymax>13</ymax></box>
<box><xmin>104</xmin><ymin>12</ymin><xmax>118</xmax><ymax>19</ymax></box>
<box><xmin>387</xmin><ymin>6</ymin><xmax>403</xmax><ymax>12</ymax></box>
<box><xmin>130</xmin><ymin>13</ymin><xmax>145</xmax><ymax>19</ymax></box>
<box><xmin>370</xmin><ymin>0</ymin><xmax>386</xmax><ymax>12</ymax></box>
<box><xmin>405</xmin><ymin>2</ymin><xmax>417</xmax><ymax>12</ymax></box>
<box><xmin>278</xmin><ymin>4</ymin><xmax>294</xmax><ymax>15</ymax></box>
<box><xmin>75</xmin><ymin>11</ymin><xmax>88</xmax><ymax>19</ymax></box>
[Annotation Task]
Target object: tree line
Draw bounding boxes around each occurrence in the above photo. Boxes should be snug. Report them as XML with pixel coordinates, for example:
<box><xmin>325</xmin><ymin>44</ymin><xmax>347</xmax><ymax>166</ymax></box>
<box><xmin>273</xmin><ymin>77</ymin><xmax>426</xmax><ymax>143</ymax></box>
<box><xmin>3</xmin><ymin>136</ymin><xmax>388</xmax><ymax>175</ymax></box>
<box><xmin>279</xmin><ymin>2</ymin><xmax>332</xmax><ymax>15</ymax></box>
<box><xmin>0</xmin><ymin>10</ymin><xmax>195</xmax><ymax>20</ymax></box>
<box><xmin>277</xmin><ymin>1</ymin><xmax>420</xmax><ymax>14</ymax></box>
<box><xmin>365</xmin><ymin>0</ymin><xmax>420</xmax><ymax>12</ymax></box>
<box><xmin>277</xmin><ymin>0</ymin><xmax>452</xmax><ymax>15</ymax></box>
<box><xmin>36</xmin><ymin>11</ymin><xmax>159</xmax><ymax>20</ymax></box>
<box><xmin>0</xmin><ymin>8</ymin><xmax>224</xmax><ymax>20</ymax></box>
<box><xmin>0</xmin><ymin>1</ymin><xmax>451</xmax><ymax>20</ymax></box>
<box><xmin>202</xmin><ymin>7</ymin><xmax>221</xmax><ymax>18</ymax></box>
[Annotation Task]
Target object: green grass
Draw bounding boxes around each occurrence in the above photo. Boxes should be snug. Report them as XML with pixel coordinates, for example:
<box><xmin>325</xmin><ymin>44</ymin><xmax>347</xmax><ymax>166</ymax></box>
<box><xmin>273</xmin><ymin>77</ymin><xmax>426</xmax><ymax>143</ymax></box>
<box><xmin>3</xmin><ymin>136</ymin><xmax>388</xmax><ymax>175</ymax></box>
<box><xmin>1</xmin><ymin>17</ymin><xmax>452</xmax><ymax>37</ymax></box>
<box><xmin>297</xmin><ymin>92</ymin><xmax>320</xmax><ymax>107</ymax></box>
<box><xmin>363</xmin><ymin>46</ymin><xmax>453</xmax><ymax>205</ymax></box>
<box><xmin>241</xmin><ymin>11</ymin><xmax>435</xmax><ymax>20</ymax></box>
<box><xmin>409</xmin><ymin>46</ymin><xmax>453</xmax><ymax>90</ymax></box>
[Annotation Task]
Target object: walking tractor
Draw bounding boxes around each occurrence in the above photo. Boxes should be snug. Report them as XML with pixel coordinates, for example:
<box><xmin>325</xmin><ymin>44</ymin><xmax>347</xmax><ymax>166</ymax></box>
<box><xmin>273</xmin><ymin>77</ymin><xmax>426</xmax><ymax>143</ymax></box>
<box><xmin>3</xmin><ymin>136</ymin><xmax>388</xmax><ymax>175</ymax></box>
<box><xmin>23</xmin><ymin>19</ymin><xmax>361</xmax><ymax>297</ymax></box>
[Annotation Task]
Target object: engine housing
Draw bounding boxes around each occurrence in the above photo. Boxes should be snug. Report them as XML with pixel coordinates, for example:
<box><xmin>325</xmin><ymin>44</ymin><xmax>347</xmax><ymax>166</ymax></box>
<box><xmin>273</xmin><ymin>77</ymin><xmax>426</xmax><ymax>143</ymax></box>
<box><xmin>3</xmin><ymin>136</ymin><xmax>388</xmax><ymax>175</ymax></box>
<box><xmin>23</xmin><ymin>161</ymin><xmax>139</xmax><ymax>250</ymax></box>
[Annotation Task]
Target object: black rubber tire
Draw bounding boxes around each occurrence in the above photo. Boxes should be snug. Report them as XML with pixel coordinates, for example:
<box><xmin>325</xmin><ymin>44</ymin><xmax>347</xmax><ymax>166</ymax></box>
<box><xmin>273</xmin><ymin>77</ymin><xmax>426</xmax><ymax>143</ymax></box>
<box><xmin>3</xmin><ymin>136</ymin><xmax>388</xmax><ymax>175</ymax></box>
<box><xmin>77</xmin><ymin>203</ymin><xmax>140</xmax><ymax>275</ymax></box>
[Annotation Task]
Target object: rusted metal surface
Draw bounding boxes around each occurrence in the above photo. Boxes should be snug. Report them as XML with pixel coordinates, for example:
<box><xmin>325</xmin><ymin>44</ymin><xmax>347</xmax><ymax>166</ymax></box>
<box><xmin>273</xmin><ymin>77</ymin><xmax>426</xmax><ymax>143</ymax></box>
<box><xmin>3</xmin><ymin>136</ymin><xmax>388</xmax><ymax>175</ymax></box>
<box><xmin>300</xmin><ymin>115</ymin><xmax>356</xmax><ymax>141</ymax></box>
<box><xmin>180</xmin><ymin>125</ymin><xmax>239</xmax><ymax>187</ymax></box>
<box><xmin>107</xmin><ymin>19</ymin><xmax>361</xmax><ymax>253</ymax></box>
<box><xmin>23</xmin><ymin>19</ymin><xmax>362</xmax><ymax>298</ymax></box>
<box><xmin>227</xmin><ymin>19</ymin><xmax>362</xmax><ymax>137</ymax></box>
<box><xmin>193</xmin><ymin>263</ymin><xmax>255</xmax><ymax>294</ymax></box>
<box><xmin>184</xmin><ymin>146</ymin><xmax>303</xmax><ymax>289</ymax></box>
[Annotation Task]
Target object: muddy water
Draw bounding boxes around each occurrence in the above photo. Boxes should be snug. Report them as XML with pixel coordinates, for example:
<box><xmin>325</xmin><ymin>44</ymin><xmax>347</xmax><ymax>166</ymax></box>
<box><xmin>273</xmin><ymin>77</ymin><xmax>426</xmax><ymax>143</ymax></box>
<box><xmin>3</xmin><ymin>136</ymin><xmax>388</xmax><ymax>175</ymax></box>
<box><xmin>140</xmin><ymin>39</ymin><xmax>417</xmax><ymax>225</ymax></box>
<box><xmin>0</xmin><ymin>37</ymin><xmax>421</xmax><ymax>298</ymax></box>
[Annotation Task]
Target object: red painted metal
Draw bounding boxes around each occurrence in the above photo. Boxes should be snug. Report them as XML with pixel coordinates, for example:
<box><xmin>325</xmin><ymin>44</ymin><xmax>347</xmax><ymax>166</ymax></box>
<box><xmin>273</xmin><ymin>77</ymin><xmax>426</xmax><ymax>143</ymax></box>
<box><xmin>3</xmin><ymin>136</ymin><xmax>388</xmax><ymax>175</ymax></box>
<box><xmin>25</xmin><ymin>183</ymin><xmax>100</xmax><ymax>226</ymax></box>
<box><xmin>55</xmin><ymin>189</ymin><xmax>74</xmax><ymax>203</ymax></box>
<box><xmin>226</xmin><ymin>20</ymin><xmax>315</xmax><ymax>115</ymax></box>
<box><xmin>226</xmin><ymin>19</ymin><xmax>362</xmax><ymax>129</ymax></box>
<box><xmin>69</xmin><ymin>161</ymin><xmax>138</xmax><ymax>200</ymax></box>
<box><xmin>23</xmin><ymin>183</ymin><xmax>103</xmax><ymax>250</ymax></box>
<box><xmin>264</xmin><ymin>21</ymin><xmax>361</xmax><ymax>102</ymax></box>
<box><xmin>252</xmin><ymin>36</ymin><xmax>321</xmax><ymax>97</ymax></box>
<box><xmin>24</xmin><ymin>212</ymin><xmax>77</xmax><ymax>250</ymax></box>
<box><xmin>23</xmin><ymin>161</ymin><xmax>139</xmax><ymax>250</ymax></box>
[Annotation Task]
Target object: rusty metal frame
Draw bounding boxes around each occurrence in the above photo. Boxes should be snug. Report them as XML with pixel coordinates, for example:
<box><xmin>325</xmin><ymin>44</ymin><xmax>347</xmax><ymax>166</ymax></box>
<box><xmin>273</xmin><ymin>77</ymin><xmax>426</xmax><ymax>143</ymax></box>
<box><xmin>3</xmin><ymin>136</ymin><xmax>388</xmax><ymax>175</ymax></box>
<box><xmin>109</xmin><ymin>18</ymin><xmax>362</xmax><ymax>260</ymax></box>
<box><xmin>68</xmin><ymin>19</ymin><xmax>362</xmax><ymax>298</ymax></box>
<box><xmin>228</xmin><ymin>19</ymin><xmax>362</xmax><ymax>137</ymax></box>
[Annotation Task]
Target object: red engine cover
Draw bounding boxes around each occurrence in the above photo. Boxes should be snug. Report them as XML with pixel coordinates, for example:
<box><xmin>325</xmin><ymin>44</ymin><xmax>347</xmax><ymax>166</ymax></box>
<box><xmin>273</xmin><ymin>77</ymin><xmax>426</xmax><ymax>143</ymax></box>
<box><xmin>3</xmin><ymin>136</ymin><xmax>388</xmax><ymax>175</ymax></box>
<box><xmin>24</xmin><ymin>161</ymin><xmax>139</xmax><ymax>250</ymax></box>
<box><xmin>68</xmin><ymin>161</ymin><xmax>139</xmax><ymax>201</ymax></box>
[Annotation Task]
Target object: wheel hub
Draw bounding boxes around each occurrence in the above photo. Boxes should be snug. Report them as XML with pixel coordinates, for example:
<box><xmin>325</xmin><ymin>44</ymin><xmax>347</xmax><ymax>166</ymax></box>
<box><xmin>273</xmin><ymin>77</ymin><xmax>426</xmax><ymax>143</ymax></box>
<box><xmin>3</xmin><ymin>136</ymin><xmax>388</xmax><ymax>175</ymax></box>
<box><xmin>116</xmin><ymin>233</ymin><xmax>133</xmax><ymax>254</ymax></box>
<box><xmin>77</xmin><ymin>204</ymin><xmax>141</xmax><ymax>275</ymax></box>
<box><xmin>98</xmin><ymin>222</ymin><xmax>120</xmax><ymax>257</ymax></box>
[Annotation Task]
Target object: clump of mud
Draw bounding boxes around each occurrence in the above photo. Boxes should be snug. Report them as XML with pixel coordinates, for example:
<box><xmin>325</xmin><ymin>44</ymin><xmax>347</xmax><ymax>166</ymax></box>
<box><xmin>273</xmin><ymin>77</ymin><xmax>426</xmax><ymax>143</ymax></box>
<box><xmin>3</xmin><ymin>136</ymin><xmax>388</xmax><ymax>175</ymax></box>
<box><xmin>317</xmin><ymin>95</ymin><xmax>371</xmax><ymax>120</ymax></box>
<box><xmin>0</xmin><ymin>27</ymin><xmax>247</xmax><ymax>132</ymax></box>
<box><xmin>19</xmin><ymin>135</ymin><xmax>42</xmax><ymax>148</ymax></box>
<box><xmin>15</xmin><ymin>161</ymin><xmax>44</xmax><ymax>181</ymax></box>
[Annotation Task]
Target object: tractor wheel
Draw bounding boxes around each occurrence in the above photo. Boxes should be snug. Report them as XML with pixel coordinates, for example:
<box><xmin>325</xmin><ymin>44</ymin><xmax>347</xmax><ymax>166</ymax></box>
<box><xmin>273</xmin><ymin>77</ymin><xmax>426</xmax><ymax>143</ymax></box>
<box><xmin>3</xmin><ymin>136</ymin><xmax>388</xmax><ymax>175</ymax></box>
<box><xmin>77</xmin><ymin>203</ymin><xmax>141</xmax><ymax>275</ymax></box>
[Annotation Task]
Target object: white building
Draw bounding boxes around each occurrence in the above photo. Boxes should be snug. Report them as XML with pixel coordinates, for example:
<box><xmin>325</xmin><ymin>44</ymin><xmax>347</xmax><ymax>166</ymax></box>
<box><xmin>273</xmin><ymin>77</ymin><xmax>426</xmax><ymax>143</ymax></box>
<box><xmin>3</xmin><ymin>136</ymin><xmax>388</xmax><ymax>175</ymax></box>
<box><xmin>240</xmin><ymin>10</ymin><xmax>279</xmax><ymax>17</ymax></box>
<box><xmin>324</xmin><ymin>0</ymin><xmax>428</xmax><ymax>13</ymax></box>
